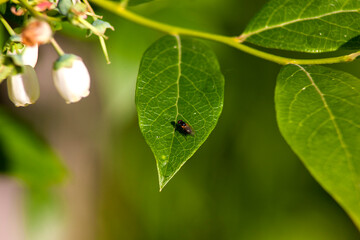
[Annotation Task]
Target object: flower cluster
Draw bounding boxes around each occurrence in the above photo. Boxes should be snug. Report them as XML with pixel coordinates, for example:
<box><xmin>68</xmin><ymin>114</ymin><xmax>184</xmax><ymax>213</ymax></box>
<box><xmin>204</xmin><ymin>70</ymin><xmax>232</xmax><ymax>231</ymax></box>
<box><xmin>0</xmin><ymin>0</ymin><xmax>113</xmax><ymax>107</ymax></box>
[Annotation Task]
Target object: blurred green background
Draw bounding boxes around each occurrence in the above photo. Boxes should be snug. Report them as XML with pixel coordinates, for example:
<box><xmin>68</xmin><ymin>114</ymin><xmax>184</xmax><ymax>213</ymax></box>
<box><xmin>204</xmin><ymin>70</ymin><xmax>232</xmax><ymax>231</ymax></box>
<box><xmin>1</xmin><ymin>0</ymin><xmax>360</xmax><ymax>239</ymax></box>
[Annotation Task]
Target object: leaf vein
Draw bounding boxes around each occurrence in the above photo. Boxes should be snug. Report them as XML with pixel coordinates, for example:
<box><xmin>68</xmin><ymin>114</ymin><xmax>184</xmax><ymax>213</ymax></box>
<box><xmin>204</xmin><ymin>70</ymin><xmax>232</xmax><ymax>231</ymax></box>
<box><xmin>288</xmin><ymin>83</ymin><xmax>313</xmax><ymax>122</ymax></box>
<box><xmin>243</xmin><ymin>9</ymin><xmax>359</xmax><ymax>39</ymax></box>
<box><xmin>165</xmin><ymin>35</ymin><xmax>182</xmax><ymax>179</ymax></box>
<box><xmin>324</xmin><ymin>94</ymin><xmax>360</xmax><ymax>109</ymax></box>
<box><xmin>294</xmin><ymin>106</ymin><xmax>325</xmax><ymax>136</ymax></box>
<box><xmin>296</xmin><ymin>65</ymin><xmax>360</xmax><ymax>199</ymax></box>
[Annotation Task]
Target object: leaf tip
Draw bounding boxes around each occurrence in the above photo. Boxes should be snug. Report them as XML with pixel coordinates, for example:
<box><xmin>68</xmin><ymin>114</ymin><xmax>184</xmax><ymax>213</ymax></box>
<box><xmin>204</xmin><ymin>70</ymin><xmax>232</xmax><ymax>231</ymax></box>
<box><xmin>158</xmin><ymin>176</ymin><xmax>170</xmax><ymax>192</ymax></box>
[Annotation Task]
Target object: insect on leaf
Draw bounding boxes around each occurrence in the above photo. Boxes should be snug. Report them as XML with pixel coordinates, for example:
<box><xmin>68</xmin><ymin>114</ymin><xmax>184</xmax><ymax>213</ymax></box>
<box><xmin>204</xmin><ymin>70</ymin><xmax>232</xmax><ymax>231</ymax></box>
<box><xmin>136</xmin><ymin>35</ymin><xmax>224</xmax><ymax>190</ymax></box>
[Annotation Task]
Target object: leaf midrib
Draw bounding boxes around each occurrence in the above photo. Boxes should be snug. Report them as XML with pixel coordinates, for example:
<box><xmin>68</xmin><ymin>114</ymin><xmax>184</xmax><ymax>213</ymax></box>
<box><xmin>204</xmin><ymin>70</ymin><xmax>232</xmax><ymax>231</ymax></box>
<box><xmin>160</xmin><ymin>35</ymin><xmax>182</xmax><ymax>188</ymax></box>
<box><xmin>241</xmin><ymin>9</ymin><xmax>359</xmax><ymax>40</ymax></box>
<box><xmin>296</xmin><ymin>65</ymin><xmax>359</xmax><ymax>198</ymax></box>
<box><xmin>296</xmin><ymin>65</ymin><xmax>351</xmax><ymax>156</ymax></box>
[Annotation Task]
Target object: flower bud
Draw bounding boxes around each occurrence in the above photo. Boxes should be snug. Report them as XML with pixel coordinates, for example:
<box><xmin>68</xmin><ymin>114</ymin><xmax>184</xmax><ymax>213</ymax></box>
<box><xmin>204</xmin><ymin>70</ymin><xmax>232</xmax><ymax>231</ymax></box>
<box><xmin>10</xmin><ymin>6</ymin><xmax>26</xmax><ymax>16</ymax></box>
<box><xmin>52</xmin><ymin>54</ymin><xmax>90</xmax><ymax>103</ymax></box>
<box><xmin>34</xmin><ymin>1</ymin><xmax>55</xmax><ymax>12</ymax></box>
<box><xmin>7</xmin><ymin>66</ymin><xmax>40</xmax><ymax>107</ymax></box>
<box><xmin>21</xmin><ymin>20</ymin><xmax>52</xmax><ymax>46</ymax></box>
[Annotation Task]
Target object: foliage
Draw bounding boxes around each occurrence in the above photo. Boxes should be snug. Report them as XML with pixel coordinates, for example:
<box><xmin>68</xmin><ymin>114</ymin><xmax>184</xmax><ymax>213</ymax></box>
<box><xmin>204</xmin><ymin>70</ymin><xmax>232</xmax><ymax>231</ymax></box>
<box><xmin>136</xmin><ymin>35</ymin><xmax>224</xmax><ymax>189</ymax></box>
<box><xmin>276</xmin><ymin>65</ymin><xmax>360</xmax><ymax>227</ymax></box>
<box><xmin>240</xmin><ymin>0</ymin><xmax>360</xmax><ymax>52</ymax></box>
<box><xmin>1</xmin><ymin>0</ymin><xmax>360</xmax><ymax>233</ymax></box>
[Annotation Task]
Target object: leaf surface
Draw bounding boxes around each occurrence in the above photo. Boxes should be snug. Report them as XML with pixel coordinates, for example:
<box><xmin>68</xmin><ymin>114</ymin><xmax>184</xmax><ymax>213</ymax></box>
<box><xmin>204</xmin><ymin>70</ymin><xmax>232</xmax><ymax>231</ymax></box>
<box><xmin>136</xmin><ymin>35</ymin><xmax>224</xmax><ymax>190</ymax></box>
<box><xmin>128</xmin><ymin>0</ymin><xmax>153</xmax><ymax>6</ymax></box>
<box><xmin>276</xmin><ymin>64</ymin><xmax>360</xmax><ymax>228</ymax></box>
<box><xmin>240</xmin><ymin>0</ymin><xmax>360</xmax><ymax>52</ymax></box>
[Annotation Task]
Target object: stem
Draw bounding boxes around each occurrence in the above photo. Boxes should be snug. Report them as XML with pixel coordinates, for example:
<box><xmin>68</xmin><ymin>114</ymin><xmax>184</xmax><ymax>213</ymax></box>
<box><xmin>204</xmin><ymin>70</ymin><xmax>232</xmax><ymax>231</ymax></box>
<box><xmin>88</xmin><ymin>0</ymin><xmax>360</xmax><ymax>65</ymax></box>
<box><xmin>17</xmin><ymin>0</ymin><xmax>60</xmax><ymax>22</ymax></box>
<box><xmin>82</xmin><ymin>0</ymin><xmax>111</xmax><ymax>63</ymax></box>
<box><xmin>18</xmin><ymin>0</ymin><xmax>43</xmax><ymax>18</ymax></box>
<box><xmin>99</xmin><ymin>37</ymin><xmax>110</xmax><ymax>64</ymax></box>
<box><xmin>120</xmin><ymin>0</ymin><xmax>129</xmax><ymax>8</ymax></box>
<box><xmin>83</xmin><ymin>0</ymin><xmax>96</xmax><ymax>18</ymax></box>
<box><xmin>0</xmin><ymin>14</ymin><xmax>16</xmax><ymax>36</ymax></box>
<box><xmin>77</xmin><ymin>17</ymin><xmax>107</xmax><ymax>39</ymax></box>
<box><xmin>50</xmin><ymin>38</ymin><xmax>65</xmax><ymax>56</ymax></box>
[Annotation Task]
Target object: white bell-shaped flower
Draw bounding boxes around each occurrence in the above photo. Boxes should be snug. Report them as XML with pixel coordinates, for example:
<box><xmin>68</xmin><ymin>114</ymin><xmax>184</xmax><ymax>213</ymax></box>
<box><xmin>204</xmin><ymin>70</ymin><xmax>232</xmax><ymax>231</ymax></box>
<box><xmin>7</xmin><ymin>65</ymin><xmax>40</xmax><ymax>107</ymax></box>
<box><xmin>8</xmin><ymin>44</ymin><xmax>38</xmax><ymax>67</ymax></box>
<box><xmin>52</xmin><ymin>54</ymin><xmax>90</xmax><ymax>103</ymax></box>
<box><xmin>22</xmin><ymin>44</ymin><xmax>39</xmax><ymax>67</ymax></box>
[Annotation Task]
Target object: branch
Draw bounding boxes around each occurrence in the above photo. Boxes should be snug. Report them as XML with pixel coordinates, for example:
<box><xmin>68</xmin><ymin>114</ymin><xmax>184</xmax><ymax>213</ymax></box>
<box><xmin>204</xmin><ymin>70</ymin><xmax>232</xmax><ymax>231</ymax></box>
<box><xmin>88</xmin><ymin>0</ymin><xmax>360</xmax><ymax>65</ymax></box>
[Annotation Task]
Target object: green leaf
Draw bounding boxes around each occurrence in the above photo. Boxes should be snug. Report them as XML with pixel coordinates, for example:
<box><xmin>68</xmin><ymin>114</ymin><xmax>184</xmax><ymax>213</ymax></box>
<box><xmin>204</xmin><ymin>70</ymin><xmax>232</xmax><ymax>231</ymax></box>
<box><xmin>240</xmin><ymin>0</ymin><xmax>360</xmax><ymax>53</ymax></box>
<box><xmin>0</xmin><ymin>64</ymin><xmax>13</xmax><ymax>83</ymax></box>
<box><xmin>0</xmin><ymin>55</ymin><xmax>15</xmax><ymax>82</ymax></box>
<box><xmin>275</xmin><ymin>64</ymin><xmax>360</xmax><ymax>229</ymax></box>
<box><xmin>0</xmin><ymin>108</ymin><xmax>66</xmax><ymax>188</ymax></box>
<box><xmin>116</xmin><ymin>0</ymin><xmax>153</xmax><ymax>7</ymax></box>
<box><xmin>0</xmin><ymin>3</ymin><xmax>6</xmax><ymax>14</ymax></box>
<box><xmin>136</xmin><ymin>35</ymin><xmax>224</xmax><ymax>190</ymax></box>
<box><xmin>0</xmin><ymin>55</ymin><xmax>13</xmax><ymax>82</ymax></box>
<box><xmin>90</xmin><ymin>19</ymin><xmax>114</xmax><ymax>36</ymax></box>
<box><xmin>128</xmin><ymin>0</ymin><xmax>154</xmax><ymax>6</ymax></box>
<box><xmin>57</xmin><ymin>0</ymin><xmax>73</xmax><ymax>15</ymax></box>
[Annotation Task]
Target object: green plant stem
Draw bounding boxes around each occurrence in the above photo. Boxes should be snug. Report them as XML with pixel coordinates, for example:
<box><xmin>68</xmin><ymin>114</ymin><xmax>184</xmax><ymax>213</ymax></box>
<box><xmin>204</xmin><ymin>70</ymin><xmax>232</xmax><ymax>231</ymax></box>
<box><xmin>120</xmin><ymin>0</ymin><xmax>129</xmax><ymax>8</ymax></box>
<box><xmin>88</xmin><ymin>0</ymin><xmax>360</xmax><ymax>65</ymax></box>
<box><xmin>99</xmin><ymin>36</ymin><xmax>111</xmax><ymax>64</ymax></box>
<box><xmin>18</xmin><ymin>0</ymin><xmax>43</xmax><ymax>18</ymax></box>
<box><xmin>50</xmin><ymin>38</ymin><xmax>65</xmax><ymax>56</ymax></box>
<box><xmin>0</xmin><ymin>14</ymin><xmax>16</xmax><ymax>36</ymax></box>
<box><xmin>83</xmin><ymin>0</ymin><xmax>111</xmax><ymax>63</ymax></box>
<box><xmin>17</xmin><ymin>0</ymin><xmax>60</xmax><ymax>22</ymax></box>
<box><xmin>83</xmin><ymin>0</ymin><xmax>96</xmax><ymax>16</ymax></box>
<box><xmin>77</xmin><ymin>17</ymin><xmax>107</xmax><ymax>39</ymax></box>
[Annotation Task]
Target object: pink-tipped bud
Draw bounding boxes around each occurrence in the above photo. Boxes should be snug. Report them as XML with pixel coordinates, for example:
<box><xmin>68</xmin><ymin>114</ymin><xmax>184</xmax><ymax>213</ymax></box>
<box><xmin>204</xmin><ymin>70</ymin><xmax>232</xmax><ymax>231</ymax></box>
<box><xmin>10</xmin><ymin>6</ymin><xmax>26</xmax><ymax>16</ymax></box>
<box><xmin>21</xmin><ymin>20</ymin><xmax>52</xmax><ymax>46</ymax></box>
<box><xmin>34</xmin><ymin>1</ymin><xmax>55</xmax><ymax>12</ymax></box>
